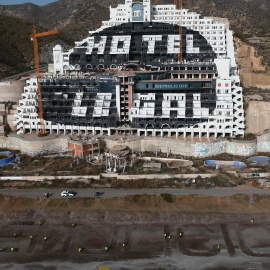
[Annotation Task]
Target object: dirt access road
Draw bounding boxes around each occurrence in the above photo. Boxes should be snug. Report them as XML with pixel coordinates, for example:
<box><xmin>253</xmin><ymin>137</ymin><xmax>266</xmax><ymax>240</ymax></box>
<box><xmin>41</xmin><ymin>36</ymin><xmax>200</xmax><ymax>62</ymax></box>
<box><xmin>0</xmin><ymin>186</ymin><xmax>270</xmax><ymax>199</ymax></box>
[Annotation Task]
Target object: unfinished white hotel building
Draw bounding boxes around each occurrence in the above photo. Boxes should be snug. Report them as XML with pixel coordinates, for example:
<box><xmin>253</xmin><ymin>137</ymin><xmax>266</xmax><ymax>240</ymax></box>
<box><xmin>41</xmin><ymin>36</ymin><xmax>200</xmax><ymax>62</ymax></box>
<box><xmin>14</xmin><ymin>0</ymin><xmax>245</xmax><ymax>139</ymax></box>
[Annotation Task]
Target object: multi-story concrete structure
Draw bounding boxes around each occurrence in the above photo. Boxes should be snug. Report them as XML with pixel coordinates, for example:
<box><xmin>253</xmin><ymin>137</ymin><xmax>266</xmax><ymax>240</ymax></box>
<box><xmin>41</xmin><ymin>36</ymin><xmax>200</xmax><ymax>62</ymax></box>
<box><xmin>14</xmin><ymin>0</ymin><xmax>245</xmax><ymax>139</ymax></box>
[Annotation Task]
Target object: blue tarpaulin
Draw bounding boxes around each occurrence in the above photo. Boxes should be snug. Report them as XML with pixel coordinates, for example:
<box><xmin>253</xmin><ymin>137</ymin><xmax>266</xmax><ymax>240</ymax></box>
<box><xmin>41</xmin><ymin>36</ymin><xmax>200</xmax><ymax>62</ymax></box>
<box><xmin>247</xmin><ymin>156</ymin><xmax>270</xmax><ymax>166</ymax></box>
<box><xmin>204</xmin><ymin>160</ymin><xmax>246</xmax><ymax>168</ymax></box>
<box><xmin>0</xmin><ymin>152</ymin><xmax>16</xmax><ymax>167</ymax></box>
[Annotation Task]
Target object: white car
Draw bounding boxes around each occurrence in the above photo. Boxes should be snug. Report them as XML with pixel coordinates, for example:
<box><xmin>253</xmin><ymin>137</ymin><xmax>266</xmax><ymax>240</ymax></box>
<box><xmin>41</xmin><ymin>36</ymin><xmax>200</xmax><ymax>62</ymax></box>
<box><xmin>61</xmin><ymin>190</ymin><xmax>76</xmax><ymax>197</ymax></box>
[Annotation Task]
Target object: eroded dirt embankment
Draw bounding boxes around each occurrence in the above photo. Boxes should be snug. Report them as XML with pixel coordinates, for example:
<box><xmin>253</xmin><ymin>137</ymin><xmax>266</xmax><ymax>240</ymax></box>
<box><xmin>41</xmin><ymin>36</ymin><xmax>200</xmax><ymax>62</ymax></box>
<box><xmin>1</xmin><ymin>194</ymin><xmax>270</xmax><ymax>224</ymax></box>
<box><xmin>236</xmin><ymin>40</ymin><xmax>270</xmax><ymax>89</ymax></box>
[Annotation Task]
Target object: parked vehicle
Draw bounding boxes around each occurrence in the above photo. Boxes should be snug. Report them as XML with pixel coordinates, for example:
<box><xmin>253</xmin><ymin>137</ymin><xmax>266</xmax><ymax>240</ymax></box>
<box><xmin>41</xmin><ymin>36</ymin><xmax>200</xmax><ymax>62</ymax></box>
<box><xmin>61</xmin><ymin>191</ymin><xmax>76</xmax><ymax>197</ymax></box>
<box><xmin>93</xmin><ymin>191</ymin><xmax>103</xmax><ymax>197</ymax></box>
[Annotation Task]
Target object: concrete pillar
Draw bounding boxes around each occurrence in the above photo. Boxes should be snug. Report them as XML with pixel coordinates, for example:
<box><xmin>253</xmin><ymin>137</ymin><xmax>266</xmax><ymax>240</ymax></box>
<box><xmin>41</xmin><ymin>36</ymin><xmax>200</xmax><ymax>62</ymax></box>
<box><xmin>50</xmin><ymin>125</ymin><xmax>53</xmax><ymax>135</ymax></box>
<box><xmin>108</xmin><ymin>129</ymin><xmax>111</xmax><ymax>136</ymax></box>
<box><xmin>176</xmin><ymin>130</ymin><xmax>179</xmax><ymax>138</ymax></box>
<box><xmin>28</xmin><ymin>124</ymin><xmax>32</xmax><ymax>134</ymax></box>
<box><xmin>100</xmin><ymin>128</ymin><xmax>103</xmax><ymax>136</ymax></box>
<box><xmin>161</xmin><ymin>130</ymin><xmax>163</xmax><ymax>137</ymax></box>
<box><xmin>64</xmin><ymin>126</ymin><xmax>66</xmax><ymax>135</ymax></box>
<box><xmin>71</xmin><ymin>126</ymin><xmax>74</xmax><ymax>135</ymax></box>
<box><xmin>57</xmin><ymin>125</ymin><xmax>60</xmax><ymax>135</ymax></box>
<box><xmin>145</xmin><ymin>130</ymin><xmax>147</xmax><ymax>137</ymax></box>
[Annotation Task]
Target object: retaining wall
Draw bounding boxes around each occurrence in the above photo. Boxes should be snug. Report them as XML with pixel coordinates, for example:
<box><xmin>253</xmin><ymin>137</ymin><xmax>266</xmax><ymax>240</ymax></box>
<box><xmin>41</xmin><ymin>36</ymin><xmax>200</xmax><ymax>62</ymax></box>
<box><xmin>141</xmin><ymin>138</ymin><xmax>192</xmax><ymax>156</ymax></box>
<box><xmin>226</xmin><ymin>140</ymin><xmax>257</xmax><ymax>156</ymax></box>
<box><xmin>191</xmin><ymin>140</ymin><xmax>227</xmax><ymax>157</ymax></box>
<box><xmin>105</xmin><ymin>137</ymin><xmax>141</xmax><ymax>151</ymax></box>
<box><xmin>1</xmin><ymin>134</ymin><xmax>270</xmax><ymax>157</ymax></box>
<box><xmin>257</xmin><ymin>133</ymin><xmax>270</xmax><ymax>153</ymax></box>
<box><xmin>0</xmin><ymin>135</ymin><xmax>69</xmax><ymax>154</ymax></box>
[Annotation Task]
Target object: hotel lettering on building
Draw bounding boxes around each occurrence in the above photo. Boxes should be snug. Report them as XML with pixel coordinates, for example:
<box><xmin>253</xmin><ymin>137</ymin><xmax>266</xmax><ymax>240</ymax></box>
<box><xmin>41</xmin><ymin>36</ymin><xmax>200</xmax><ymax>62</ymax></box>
<box><xmin>14</xmin><ymin>0</ymin><xmax>245</xmax><ymax>138</ymax></box>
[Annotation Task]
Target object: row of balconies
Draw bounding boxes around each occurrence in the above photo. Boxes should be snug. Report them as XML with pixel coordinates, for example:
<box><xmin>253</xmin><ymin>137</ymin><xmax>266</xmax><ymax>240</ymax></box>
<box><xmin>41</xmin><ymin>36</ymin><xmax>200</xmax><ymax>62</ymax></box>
<box><xmin>94</xmin><ymin>101</ymin><xmax>111</xmax><ymax>107</ymax></box>
<box><xmin>93</xmin><ymin>110</ymin><xmax>110</xmax><ymax>116</ymax></box>
<box><xmin>71</xmin><ymin>111</ymin><xmax>87</xmax><ymax>117</ymax></box>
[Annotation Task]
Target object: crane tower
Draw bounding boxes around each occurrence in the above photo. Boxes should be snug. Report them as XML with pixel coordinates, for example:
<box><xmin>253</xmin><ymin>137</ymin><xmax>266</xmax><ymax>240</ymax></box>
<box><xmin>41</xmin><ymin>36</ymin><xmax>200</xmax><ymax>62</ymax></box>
<box><xmin>31</xmin><ymin>26</ymin><xmax>59</xmax><ymax>135</ymax></box>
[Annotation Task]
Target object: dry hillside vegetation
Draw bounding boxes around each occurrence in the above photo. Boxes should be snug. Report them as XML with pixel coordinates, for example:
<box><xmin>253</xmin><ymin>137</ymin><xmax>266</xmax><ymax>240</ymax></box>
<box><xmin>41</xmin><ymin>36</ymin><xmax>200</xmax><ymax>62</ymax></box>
<box><xmin>0</xmin><ymin>0</ymin><xmax>270</xmax><ymax>78</ymax></box>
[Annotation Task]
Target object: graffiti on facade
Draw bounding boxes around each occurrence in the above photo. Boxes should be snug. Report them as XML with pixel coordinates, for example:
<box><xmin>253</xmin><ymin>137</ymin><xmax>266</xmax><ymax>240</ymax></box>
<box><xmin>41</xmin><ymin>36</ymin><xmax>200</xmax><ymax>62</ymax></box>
<box><xmin>0</xmin><ymin>143</ymin><xmax>7</xmax><ymax>148</ymax></box>
<box><xmin>54</xmin><ymin>148</ymin><xmax>66</xmax><ymax>152</ymax></box>
<box><xmin>258</xmin><ymin>142</ymin><xmax>270</xmax><ymax>152</ymax></box>
<box><xmin>227</xmin><ymin>143</ymin><xmax>257</xmax><ymax>156</ymax></box>
<box><xmin>27</xmin><ymin>151</ymin><xmax>39</xmax><ymax>155</ymax></box>
<box><xmin>0</xmin><ymin>82</ymin><xmax>12</xmax><ymax>86</ymax></box>
<box><xmin>193</xmin><ymin>141</ymin><xmax>226</xmax><ymax>157</ymax></box>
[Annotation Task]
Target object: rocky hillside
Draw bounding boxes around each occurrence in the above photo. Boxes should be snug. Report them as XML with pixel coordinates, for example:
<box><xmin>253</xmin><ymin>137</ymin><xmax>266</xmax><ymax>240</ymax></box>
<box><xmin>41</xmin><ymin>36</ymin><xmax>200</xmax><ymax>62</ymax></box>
<box><xmin>0</xmin><ymin>14</ymin><xmax>73</xmax><ymax>79</ymax></box>
<box><xmin>0</xmin><ymin>0</ymin><xmax>110</xmax><ymax>41</ymax></box>
<box><xmin>0</xmin><ymin>0</ymin><xmax>270</xmax><ymax>79</ymax></box>
<box><xmin>0</xmin><ymin>15</ymin><xmax>33</xmax><ymax>79</ymax></box>
<box><xmin>1</xmin><ymin>0</ymin><xmax>270</xmax><ymax>39</ymax></box>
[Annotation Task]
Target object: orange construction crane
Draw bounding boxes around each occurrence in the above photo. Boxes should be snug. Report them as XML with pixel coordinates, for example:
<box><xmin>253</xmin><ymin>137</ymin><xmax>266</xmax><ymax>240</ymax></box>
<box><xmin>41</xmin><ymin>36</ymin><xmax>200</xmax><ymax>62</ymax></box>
<box><xmin>31</xmin><ymin>26</ymin><xmax>59</xmax><ymax>135</ymax></box>
<box><xmin>174</xmin><ymin>0</ymin><xmax>183</xmax><ymax>63</ymax></box>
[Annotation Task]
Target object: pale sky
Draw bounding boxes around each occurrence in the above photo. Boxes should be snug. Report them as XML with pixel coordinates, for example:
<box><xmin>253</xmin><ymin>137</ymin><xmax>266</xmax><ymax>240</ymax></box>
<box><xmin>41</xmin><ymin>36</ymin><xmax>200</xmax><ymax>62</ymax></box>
<box><xmin>0</xmin><ymin>0</ymin><xmax>58</xmax><ymax>5</ymax></box>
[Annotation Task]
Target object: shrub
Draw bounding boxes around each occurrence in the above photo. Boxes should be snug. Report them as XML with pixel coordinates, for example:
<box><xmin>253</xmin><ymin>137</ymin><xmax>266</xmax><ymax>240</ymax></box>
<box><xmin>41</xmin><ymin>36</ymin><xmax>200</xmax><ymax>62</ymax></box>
<box><xmin>210</xmin><ymin>175</ymin><xmax>228</xmax><ymax>187</ymax></box>
<box><xmin>133</xmin><ymin>194</ymin><xmax>143</xmax><ymax>202</ymax></box>
<box><xmin>233</xmin><ymin>32</ymin><xmax>246</xmax><ymax>41</ymax></box>
<box><xmin>160</xmin><ymin>193</ymin><xmax>174</xmax><ymax>203</ymax></box>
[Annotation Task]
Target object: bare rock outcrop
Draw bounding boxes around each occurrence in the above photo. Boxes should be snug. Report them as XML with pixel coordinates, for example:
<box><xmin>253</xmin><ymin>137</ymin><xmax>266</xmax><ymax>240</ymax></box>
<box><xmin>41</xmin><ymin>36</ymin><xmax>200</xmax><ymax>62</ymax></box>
<box><xmin>236</xmin><ymin>40</ymin><xmax>270</xmax><ymax>89</ymax></box>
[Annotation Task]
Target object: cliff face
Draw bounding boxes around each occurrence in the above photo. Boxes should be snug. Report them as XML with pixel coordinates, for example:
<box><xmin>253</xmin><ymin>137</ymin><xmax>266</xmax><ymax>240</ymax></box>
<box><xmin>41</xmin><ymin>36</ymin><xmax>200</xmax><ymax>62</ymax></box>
<box><xmin>236</xmin><ymin>40</ymin><xmax>270</xmax><ymax>89</ymax></box>
<box><xmin>245</xmin><ymin>101</ymin><xmax>270</xmax><ymax>134</ymax></box>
